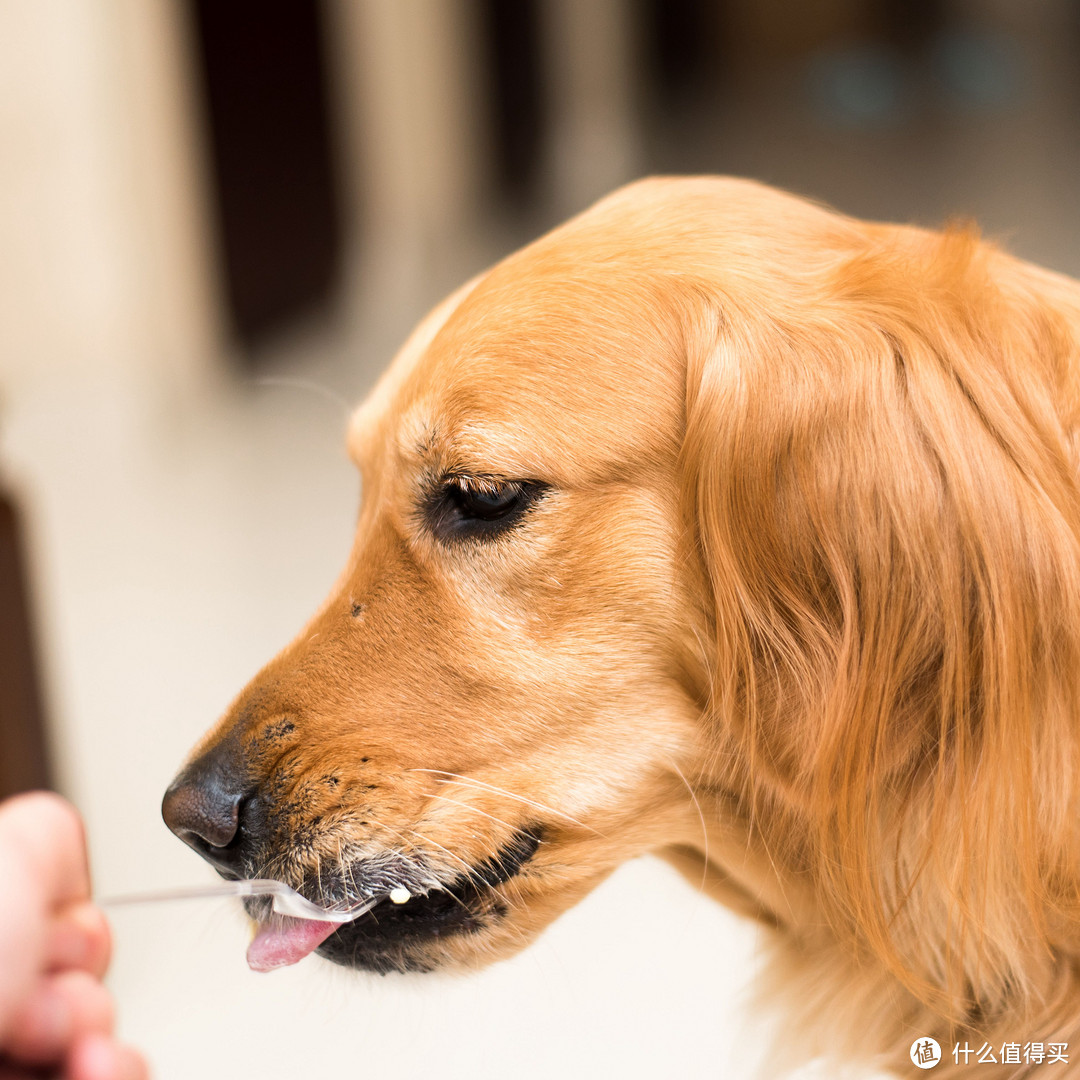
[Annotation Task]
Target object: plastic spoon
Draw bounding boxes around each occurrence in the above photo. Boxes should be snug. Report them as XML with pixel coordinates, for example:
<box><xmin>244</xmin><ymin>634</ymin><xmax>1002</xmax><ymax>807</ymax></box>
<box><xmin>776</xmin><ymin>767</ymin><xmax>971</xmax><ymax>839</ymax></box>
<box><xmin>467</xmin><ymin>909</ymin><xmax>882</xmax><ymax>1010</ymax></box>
<box><xmin>100</xmin><ymin>879</ymin><xmax>382</xmax><ymax>923</ymax></box>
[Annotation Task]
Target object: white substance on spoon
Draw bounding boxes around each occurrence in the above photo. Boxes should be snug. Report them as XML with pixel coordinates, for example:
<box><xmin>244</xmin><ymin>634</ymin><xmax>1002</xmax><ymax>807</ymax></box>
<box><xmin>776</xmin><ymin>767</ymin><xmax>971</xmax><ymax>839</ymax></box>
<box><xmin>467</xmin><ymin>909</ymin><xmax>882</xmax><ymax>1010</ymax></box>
<box><xmin>389</xmin><ymin>886</ymin><xmax>411</xmax><ymax>904</ymax></box>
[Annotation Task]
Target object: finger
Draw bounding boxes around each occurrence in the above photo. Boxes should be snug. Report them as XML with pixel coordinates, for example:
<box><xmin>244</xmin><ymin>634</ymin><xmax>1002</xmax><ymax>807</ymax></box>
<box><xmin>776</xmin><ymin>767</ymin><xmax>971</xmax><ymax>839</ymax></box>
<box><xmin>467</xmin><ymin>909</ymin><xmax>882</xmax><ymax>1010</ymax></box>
<box><xmin>67</xmin><ymin>1037</ymin><xmax>149</xmax><ymax>1080</ymax></box>
<box><xmin>45</xmin><ymin>906</ymin><xmax>111</xmax><ymax>980</ymax></box>
<box><xmin>0</xmin><ymin>794</ymin><xmax>91</xmax><ymax>907</ymax></box>
<box><xmin>0</xmin><ymin>858</ymin><xmax>46</xmax><ymax>1043</ymax></box>
<box><xmin>3</xmin><ymin>973</ymin><xmax>113</xmax><ymax>1067</ymax></box>
<box><xmin>0</xmin><ymin>796</ymin><xmax>93</xmax><ymax>1040</ymax></box>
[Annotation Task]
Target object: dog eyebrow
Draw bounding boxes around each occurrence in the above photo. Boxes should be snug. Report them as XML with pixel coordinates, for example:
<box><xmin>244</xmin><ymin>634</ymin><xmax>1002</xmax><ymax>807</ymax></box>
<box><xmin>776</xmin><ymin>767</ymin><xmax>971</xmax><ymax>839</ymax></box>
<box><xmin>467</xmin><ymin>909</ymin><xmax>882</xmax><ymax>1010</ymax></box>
<box><xmin>433</xmin><ymin>437</ymin><xmax>549</xmax><ymax>484</ymax></box>
<box><xmin>350</xmin><ymin>389</ymin><xmax>556</xmax><ymax>494</ymax></box>
<box><xmin>397</xmin><ymin>407</ymin><xmax>442</xmax><ymax>466</ymax></box>
<box><xmin>388</xmin><ymin>406</ymin><xmax>522</xmax><ymax>478</ymax></box>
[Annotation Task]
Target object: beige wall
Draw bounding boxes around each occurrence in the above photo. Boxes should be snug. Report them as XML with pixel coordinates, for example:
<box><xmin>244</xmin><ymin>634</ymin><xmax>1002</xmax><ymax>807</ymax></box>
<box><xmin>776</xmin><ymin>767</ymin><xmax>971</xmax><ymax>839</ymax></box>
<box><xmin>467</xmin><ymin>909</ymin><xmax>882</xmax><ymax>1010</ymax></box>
<box><xmin>0</xmin><ymin>0</ymin><xmax>646</xmax><ymax>403</ymax></box>
<box><xmin>0</xmin><ymin>0</ymin><xmax>220</xmax><ymax>399</ymax></box>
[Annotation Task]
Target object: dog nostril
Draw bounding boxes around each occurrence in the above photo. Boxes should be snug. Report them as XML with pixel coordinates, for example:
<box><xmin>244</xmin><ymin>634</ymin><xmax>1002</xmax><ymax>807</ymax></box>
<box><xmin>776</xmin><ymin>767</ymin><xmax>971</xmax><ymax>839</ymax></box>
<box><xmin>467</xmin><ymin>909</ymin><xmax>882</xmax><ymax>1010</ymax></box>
<box><xmin>162</xmin><ymin>780</ymin><xmax>241</xmax><ymax>849</ymax></box>
<box><xmin>163</xmin><ymin>738</ymin><xmax>250</xmax><ymax>847</ymax></box>
<box><xmin>163</xmin><ymin>734</ymin><xmax>258</xmax><ymax>876</ymax></box>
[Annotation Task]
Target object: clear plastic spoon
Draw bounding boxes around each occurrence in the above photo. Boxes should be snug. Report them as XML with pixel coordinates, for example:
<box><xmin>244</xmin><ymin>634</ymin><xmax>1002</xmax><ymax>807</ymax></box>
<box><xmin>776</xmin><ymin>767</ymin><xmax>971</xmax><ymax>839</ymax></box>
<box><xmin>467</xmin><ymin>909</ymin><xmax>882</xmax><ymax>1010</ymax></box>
<box><xmin>100</xmin><ymin>879</ymin><xmax>382</xmax><ymax>923</ymax></box>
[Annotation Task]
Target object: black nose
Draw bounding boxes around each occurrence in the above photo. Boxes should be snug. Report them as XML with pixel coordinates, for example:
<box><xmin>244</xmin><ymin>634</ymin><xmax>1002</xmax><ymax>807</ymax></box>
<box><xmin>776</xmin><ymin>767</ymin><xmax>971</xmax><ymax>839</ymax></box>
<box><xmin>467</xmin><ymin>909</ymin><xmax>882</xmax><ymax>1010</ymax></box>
<box><xmin>162</xmin><ymin>737</ymin><xmax>252</xmax><ymax>874</ymax></box>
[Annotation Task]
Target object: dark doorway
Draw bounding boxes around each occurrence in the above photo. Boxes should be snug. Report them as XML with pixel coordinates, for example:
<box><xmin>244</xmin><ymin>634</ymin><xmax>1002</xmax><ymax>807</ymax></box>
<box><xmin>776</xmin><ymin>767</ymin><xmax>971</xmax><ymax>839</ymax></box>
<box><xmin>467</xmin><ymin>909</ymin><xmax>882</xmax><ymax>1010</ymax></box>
<box><xmin>478</xmin><ymin>0</ymin><xmax>548</xmax><ymax>208</ymax></box>
<box><xmin>0</xmin><ymin>487</ymin><xmax>52</xmax><ymax>801</ymax></box>
<box><xmin>187</xmin><ymin>0</ymin><xmax>345</xmax><ymax>354</ymax></box>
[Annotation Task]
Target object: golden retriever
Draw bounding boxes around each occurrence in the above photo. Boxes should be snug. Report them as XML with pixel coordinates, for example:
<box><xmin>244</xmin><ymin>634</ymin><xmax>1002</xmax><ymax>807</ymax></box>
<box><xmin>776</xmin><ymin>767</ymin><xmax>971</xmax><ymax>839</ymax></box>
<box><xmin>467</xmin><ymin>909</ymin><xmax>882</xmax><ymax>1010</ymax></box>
<box><xmin>163</xmin><ymin>177</ymin><xmax>1080</xmax><ymax>1078</ymax></box>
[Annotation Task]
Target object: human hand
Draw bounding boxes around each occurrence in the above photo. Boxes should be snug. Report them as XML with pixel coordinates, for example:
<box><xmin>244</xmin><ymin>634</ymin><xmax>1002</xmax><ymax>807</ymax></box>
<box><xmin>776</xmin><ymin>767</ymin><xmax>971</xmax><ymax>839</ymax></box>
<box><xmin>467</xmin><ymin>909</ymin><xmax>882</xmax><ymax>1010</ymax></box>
<box><xmin>0</xmin><ymin>792</ymin><xmax>147</xmax><ymax>1080</ymax></box>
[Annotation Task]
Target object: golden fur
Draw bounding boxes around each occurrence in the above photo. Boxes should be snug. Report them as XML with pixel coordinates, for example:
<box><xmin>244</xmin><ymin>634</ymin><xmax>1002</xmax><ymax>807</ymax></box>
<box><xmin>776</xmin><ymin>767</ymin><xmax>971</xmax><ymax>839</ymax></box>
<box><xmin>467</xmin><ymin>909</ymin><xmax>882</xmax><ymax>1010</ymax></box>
<box><xmin>175</xmin><ymin>178</ymin><xmax>1080</xmax><ymax>1077</ymax></box>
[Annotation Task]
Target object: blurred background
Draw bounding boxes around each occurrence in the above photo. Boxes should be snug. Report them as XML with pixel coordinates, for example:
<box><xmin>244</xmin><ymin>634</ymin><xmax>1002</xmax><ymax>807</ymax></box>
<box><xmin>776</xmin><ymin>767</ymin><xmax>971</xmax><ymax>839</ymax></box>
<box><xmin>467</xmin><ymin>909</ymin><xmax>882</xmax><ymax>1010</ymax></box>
<box><xmin>1</xmin><ymin>1</ymin><xmax>1078</xmax><ymax>1077</ymax></box>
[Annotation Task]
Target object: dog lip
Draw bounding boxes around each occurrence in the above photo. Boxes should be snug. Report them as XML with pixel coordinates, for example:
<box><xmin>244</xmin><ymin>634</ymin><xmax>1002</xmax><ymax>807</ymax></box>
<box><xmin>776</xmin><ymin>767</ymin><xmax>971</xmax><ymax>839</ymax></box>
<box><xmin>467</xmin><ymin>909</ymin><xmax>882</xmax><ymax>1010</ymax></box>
<box><xmin>315</xmin><ymin>826</ymin><xmax>543</xmax><ymax>972</ymax></box>
<box><xmin>453</xmin><ymin>825</ymin><xmax>542</xmax><ymax>890</ymax></box>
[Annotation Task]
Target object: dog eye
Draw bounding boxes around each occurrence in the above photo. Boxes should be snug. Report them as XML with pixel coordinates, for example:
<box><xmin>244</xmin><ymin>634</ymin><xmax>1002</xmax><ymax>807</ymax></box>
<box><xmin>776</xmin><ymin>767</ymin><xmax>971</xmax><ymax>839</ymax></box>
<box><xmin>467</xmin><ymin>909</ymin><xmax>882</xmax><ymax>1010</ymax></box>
<box><xmin>450</xmin><ymin>480</ymin><xmax>525</xmax><ymax>520</ymax></box>
<box><xmin>427</xmin><ymin>477</ymin><xmax>545</xmax><ymax>541</ymax></box>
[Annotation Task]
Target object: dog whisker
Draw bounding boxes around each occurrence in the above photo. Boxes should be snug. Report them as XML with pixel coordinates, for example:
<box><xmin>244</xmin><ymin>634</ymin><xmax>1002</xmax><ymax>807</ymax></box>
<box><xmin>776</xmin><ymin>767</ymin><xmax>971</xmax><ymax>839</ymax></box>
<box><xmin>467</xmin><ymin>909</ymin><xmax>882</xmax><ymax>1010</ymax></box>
<box><xmin>410</xmin><ymin>768</ymin><xmax>602</xmax><ymax>835</ymax></box>
<box><xmin>403</xmin><ymin>827</ymin><xmax>478</xmax><ymax>882</ymax></box>
<box><xmin>401</xmin><ymin>829</ymin><xmax>477</xmax><ymax>915</ymax></box>
<box><xmin>350</xmin><ymin>814</ymin><xmax>446</xmax><ymax>895</ymax></box>
<box><xmin>359</xmin><ymin>813</ymin><xmax>419</xmax><ymax>853</ymax></box>
<box><xmin>424</xmin><ymin>793</ymin><xmax>524</xmax><ymax>835</ymax></box>
<box><xmin>493</xmin><ymin>871</ymin><xmax>532</xmax><ymax>918</ymax></box>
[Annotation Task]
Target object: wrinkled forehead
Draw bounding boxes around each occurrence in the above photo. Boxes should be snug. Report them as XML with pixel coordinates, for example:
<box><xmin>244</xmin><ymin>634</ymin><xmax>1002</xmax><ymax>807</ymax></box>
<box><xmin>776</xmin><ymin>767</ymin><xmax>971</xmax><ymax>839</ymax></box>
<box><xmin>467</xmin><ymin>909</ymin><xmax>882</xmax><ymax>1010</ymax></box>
<box><xmin>349</xmin><ymin>259</ymin><xmax>687</xmax><ymax>487</ymax></box>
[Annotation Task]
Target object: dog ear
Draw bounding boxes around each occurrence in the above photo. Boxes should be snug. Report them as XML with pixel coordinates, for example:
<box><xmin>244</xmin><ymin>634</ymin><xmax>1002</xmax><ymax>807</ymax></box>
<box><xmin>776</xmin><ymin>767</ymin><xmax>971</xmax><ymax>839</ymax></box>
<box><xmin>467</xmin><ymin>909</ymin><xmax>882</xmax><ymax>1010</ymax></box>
<box><xmin>681</xmin><ymin>227</ymin><xmax>1080</xmax><ymax>1019</ymax></box>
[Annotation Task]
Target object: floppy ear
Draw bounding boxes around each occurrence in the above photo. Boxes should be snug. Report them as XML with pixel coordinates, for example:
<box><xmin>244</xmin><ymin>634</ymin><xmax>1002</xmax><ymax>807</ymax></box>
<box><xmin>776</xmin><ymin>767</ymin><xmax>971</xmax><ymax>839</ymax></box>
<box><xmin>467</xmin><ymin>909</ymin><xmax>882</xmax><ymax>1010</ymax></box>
<box><xmin>681</xmin><ymin>227</ymin><xmax>1080</xmax><ymax>1021</ymax></box>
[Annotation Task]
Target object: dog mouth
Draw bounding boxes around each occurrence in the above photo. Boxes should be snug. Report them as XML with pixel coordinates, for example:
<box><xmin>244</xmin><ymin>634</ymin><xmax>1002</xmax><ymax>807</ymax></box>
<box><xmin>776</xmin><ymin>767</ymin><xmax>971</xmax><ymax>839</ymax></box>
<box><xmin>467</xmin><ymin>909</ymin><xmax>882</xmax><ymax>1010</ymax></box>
<box><xmin>244</xmin><ymin>827</ymin><xmax>543</xmax><ymax>974</ymax></box>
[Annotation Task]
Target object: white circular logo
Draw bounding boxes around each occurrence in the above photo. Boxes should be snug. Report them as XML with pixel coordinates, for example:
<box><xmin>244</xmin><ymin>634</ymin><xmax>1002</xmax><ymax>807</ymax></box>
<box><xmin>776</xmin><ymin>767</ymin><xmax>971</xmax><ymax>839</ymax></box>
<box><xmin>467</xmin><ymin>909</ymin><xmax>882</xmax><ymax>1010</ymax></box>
<box><xmin>910</xmin><ymin>1037</ymin><xmax>942</xmax><ymax>1069</ymax></box>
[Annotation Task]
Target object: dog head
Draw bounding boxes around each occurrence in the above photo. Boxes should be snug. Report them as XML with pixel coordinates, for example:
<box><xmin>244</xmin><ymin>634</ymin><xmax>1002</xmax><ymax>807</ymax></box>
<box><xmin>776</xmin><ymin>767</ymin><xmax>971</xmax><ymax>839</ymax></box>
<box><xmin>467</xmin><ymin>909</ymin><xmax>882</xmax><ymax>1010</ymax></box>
<box><xmin>164</xmin><ymin>176</ymin><xmax>1080</xmax><ymax>1039</ymax></box>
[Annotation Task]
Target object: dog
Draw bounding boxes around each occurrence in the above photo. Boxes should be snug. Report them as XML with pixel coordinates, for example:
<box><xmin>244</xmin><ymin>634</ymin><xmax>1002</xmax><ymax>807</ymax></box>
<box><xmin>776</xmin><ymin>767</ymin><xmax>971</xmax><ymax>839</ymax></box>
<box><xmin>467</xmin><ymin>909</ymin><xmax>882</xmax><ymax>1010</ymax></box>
<box><xmin>163</xmin><ymin>177</ymin><xmax>1080</xmax><ymax>1077</ymax></box>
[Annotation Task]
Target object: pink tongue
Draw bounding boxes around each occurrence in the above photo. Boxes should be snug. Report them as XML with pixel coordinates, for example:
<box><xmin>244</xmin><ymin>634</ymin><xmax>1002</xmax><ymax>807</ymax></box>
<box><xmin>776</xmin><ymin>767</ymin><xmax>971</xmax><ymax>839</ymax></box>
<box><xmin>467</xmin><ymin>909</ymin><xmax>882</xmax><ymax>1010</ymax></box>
<box><xmin>246</xmin><ymin>916</ymin><xmax>340</xmax><ymax>973</ymax></box>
